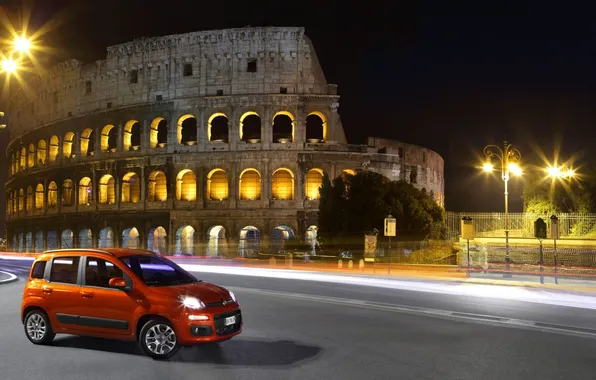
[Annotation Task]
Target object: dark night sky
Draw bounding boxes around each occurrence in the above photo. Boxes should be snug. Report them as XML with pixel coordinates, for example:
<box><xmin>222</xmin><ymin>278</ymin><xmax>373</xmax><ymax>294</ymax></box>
<box><xmin>2</xmin><ymin>0</ymin><xmax>596</xmax><ymax>236</ymax></box>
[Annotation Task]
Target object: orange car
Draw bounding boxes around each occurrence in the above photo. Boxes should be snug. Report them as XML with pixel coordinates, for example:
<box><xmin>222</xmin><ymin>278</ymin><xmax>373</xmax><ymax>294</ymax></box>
<box><xmin>21</xmin><ymin>248</ymin><xmax>242</xmax><ymax>359</ymax></box>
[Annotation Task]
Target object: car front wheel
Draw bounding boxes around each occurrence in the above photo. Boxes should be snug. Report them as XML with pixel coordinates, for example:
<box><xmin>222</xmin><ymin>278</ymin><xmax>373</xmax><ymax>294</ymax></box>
<box><xmin>24</xmin><ymin>310</ymin><xmax>55</xmax><ymax>345</ymax></box>
<box><xmin>139</xmin><ymin>319</ymin><xmax>180</xmax><ymax>360</ymax></box>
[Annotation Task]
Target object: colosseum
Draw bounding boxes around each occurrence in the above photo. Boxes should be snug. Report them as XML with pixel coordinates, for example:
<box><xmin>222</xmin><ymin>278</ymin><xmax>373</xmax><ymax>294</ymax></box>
<box><xmin>4</xmin><ymin>26</ymin><xmax>444</xmax><ymax>256</ymax></box>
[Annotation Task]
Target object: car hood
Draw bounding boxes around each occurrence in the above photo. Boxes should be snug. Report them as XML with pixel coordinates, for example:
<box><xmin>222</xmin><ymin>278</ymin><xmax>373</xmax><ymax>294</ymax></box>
<box><xmin>149</xmin><ymin>281</ymin><xmax>231</xmax><ymax>303</ymax></box>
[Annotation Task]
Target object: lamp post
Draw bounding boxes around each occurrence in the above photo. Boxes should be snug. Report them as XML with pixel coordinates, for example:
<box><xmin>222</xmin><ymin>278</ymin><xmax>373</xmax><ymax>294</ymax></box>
<box><xmin>482</xmin><ymin>141</ymin><xmax>522</xmax><ymax>276</ymax></box>
<box><xmin>0</xmin><ymin>33</ymin><xmax>34</xmax><ymax>129</ymax></box>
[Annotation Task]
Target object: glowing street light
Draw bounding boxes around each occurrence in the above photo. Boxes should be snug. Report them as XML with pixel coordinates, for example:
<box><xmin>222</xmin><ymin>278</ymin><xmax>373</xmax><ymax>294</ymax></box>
<box><xmin>482</xmin><ymin>141</ymin><xmax>522</xmax><ymax>275</ymax></box>
<box><xmin>546</xmin><ymin>165</ymin><xmax>575</xmax><ymax>179</ymax></box>
<box><xmin>13</xmin><ymin>36</ymin><xmax>31</xmax><ymax>53</ymax></box>
<box><xmin>1</xmin><ymin>58</ymin><xmax>17</xmax><ymax>74</ymax></box>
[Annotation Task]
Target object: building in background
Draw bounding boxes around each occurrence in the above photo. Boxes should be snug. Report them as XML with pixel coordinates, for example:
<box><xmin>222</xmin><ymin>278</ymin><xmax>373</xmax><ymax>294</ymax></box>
<box><xmin>4</xmin><ymin>27</ymin><xmax>444</xmax><ymax>255</ymax></box>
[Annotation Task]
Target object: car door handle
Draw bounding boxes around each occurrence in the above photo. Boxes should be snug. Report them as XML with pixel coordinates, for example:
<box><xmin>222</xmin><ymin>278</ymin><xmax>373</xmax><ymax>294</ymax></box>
<box><xmin>80</xmin><ymin>291</ymin><xmax>93</xmax><ymax>298</ymax></box>
<box><xmin>42</xmin><ymin>287</ymin><xmax>52</xmax><ymax>294</ymax></box>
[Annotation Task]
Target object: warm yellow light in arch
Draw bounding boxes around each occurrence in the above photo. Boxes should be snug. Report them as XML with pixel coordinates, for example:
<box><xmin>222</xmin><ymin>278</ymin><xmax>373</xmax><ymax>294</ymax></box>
<box><xmin>306</xmin><ymin>169</ymin><xmax>324</xmax><ymax>200</ymax></box>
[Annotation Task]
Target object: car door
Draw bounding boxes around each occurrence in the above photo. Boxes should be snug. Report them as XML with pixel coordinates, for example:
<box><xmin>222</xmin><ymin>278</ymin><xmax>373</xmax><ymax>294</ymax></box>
<box><xmin>72</xmin><ymin>255</ymin><xmax>139</xmax><ymax>336</ymax></box>
<box><xmin>43</xmin><ymin>255</ymin><xmax>83</xmax><ymax>331</ymax></box>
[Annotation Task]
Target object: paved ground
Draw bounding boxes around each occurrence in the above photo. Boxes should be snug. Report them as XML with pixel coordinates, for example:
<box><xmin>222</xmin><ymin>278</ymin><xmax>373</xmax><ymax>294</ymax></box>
<box><xmin>1</xmin><ymin>260</ymin><xmax>596</xmax><ymax>379</ymax></box>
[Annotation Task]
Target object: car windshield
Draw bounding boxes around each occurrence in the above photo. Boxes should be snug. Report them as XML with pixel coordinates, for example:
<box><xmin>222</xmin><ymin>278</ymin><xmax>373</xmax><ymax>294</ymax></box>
<box><xmin>119</xmin><ymin>255</ymin><xmax>199</xmax><ymax>286</ymax></box>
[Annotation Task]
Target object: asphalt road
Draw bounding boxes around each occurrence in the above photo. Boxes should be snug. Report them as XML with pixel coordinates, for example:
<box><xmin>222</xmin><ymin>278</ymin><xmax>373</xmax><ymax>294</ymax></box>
<box><xmin>1</xmin><ymin>261</ymin><xmax>596</xmax><ymax>379</ymax></box>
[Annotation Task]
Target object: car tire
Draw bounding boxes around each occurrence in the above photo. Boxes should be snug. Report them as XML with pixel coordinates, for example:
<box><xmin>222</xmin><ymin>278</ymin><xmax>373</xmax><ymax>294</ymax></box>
<box><xmin>139</xmin><ymin>318</ymin><xmax>180</xmax><ymax>360</ymax></box>
<box><xmin>24</xmin><ymin>310</ymin><xmax>55</xmax><ymax>345</ymax></box>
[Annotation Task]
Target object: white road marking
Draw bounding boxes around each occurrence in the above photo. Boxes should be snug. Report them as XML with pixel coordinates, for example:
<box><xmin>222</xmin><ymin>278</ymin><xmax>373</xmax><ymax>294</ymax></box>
<box><xmin>0</xmin><ymin>271</ymin><xmax>17</xmax><ymax>283</ymax></box>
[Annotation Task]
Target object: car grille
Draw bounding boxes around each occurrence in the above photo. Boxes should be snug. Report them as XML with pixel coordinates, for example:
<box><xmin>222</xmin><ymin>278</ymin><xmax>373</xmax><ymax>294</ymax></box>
<box><xmin>214</xmin><ymin>310</ymin><xmax>242</xmax><ymax>336</ymax></box>
<box><xmin>205</xmin><ymin>298</ymin><xmax>234</xmax><ymax>308</ymax></box>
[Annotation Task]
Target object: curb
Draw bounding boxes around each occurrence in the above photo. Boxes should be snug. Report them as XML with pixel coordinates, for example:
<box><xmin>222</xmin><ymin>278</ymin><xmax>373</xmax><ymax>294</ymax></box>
<box><xmin>0</xmin><ymin>271</ymin><xmax>18</xmax><ymax>285</ymax></box>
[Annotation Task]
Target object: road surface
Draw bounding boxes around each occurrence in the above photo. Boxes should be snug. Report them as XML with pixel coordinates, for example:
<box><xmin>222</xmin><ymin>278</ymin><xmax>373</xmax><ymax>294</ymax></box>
<box><xmin>0</xmin><ymin>260</ymin><xmax>596</xmax><ymax>379</ymax></box>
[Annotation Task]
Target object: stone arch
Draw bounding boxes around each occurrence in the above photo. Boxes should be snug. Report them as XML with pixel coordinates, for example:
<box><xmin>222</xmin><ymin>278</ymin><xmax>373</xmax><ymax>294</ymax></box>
<box><xmin>306</xmin><ymin>111</ymin><xmax>327</xmax><ymax>142</ymax></box>
<box><xmin>26</xmin><ymin>186</ymin><xmax>34</xmax><ymax>211</ymax></box>
<box><xmin>148</xmin><ymin>226</ymin><xmax>167</xmax><ymax>254</ymax></box>
<box><xmin>101</xmin><ymin>124</ymin><xmax>117</xmax><ymax>152</ymax></box>
<box><xmin>35</xmin><ymin>183</ymin><xmax>44</xmax><ymax>209</ymax></box>
<box><xmin>272</xmin><ymin>111</ymin><xmax>294</xmax><ymax>143</ymax></box>
<box><xmin>78</xmin><ymin>177</ymin><xmax>92</xmax><ymax>205</ymax></box>
<box><xmin>63</xmin><ymin>132</ymin><xmax>75</xmax><ymax>158</ymax></box>
<box><xmin>121</xmin><ymin>172</ymin><xmax>141</xmax><ymax>203</ymax></box>
<box><xmin>48</xmin><ymin>181</ymin><xmax>58</xmax><ymax>208</ymax></box>
<box><xmin>61</xmin><ymin>179</ymin><xmax>74</xmax><ymax>206</ymax></box>
<box><xmin>98</xmin><ymin>174</ymin><xmax>116</xmax><ymax>204</ymax></box>
<box><xmin>239</xmin><ymin>168</ymin><xmax>261</xmax><ymax>200</ymax></box>
<box><xmin>18</xmin><ymin>188</ymin><xmax>24</xmax><ymax>211</ymax></box>
<box><xmin>37</xmin><ymin>139</ymin><xmax>47</xmax><ymax>164</ymax></box>
<box><xmin>207</xmin><ymin>168</ymin><xmax>229</xmax><ymax>200</ymax></box>
<box><xmin>176</xmin><ymin>225</ymin><xmax>196</xmax><ymax>256</ymax></box>
<box><xmin>177</xmin><ymin>114</ymin><xmax>197</xmax><ymax>145</ymax></box>
<box><xmin>49</xmin><ymin>136</ymin><xmax>59</xmax><ymax>162</ymax></box>
<box><xmin>271</xmin><ymin>168</ymin><xmax>294</xmax><ymax>200</ymax></box>
<box><xmin>61</xmin><ymin>229</ymin><xmax>74</xmax><ymax>249</ymax></box>
<box><xmin>208</xmin><ymin>112</ymin><xmax>229</xmax><ymax>143</ymax></box>
<box><xmin>305</xmin><ymin>168</ymin><xmax>324</xmax><ymax>200</ymax></box>
<box><xmin>79</xmin><ymin>228</ymin><xmax>93</xmax><ymax>249</ymax></box>
<box><xmin>35</xmin><ymin>231</ymin><xmax>44</xmax><ymax>252</ymax></box>
<box><xmin>98</xmin><ymin>227</ymin><xmax>114</xmax><ymax>248</ymax></box>
<box><xmin>27</xmin><ymin>143</ymin><xmax>35</xmax><ymax>168</ymax></box>
<box><xmin>239</xmin><ymin>226</ymin><xmax>260</xmax><ymax>258</ymax></box>
<box><xmin>123</xmin><ymin>120</ymin><xmax>142</xmax><ymax>151</ymax></box>
<box><xmin>46</xmin><ymin>230</ymin><xmax>58</xmax><ymax>250</ymax></box>
<box><xmin>148</xmin><ymin>170</ymin><xmax>167</xmax><ymax>202</ymax></box>
<box><xmin>176</xmin><ymin>169</ymin><xmax>196</xmax><ymax>201</ymax></box>
<box><xmin>206</xmin><ymin>225</ymin><xmax>227</xmax><ymax>257</ymax></box>
<box><xmin>19</xmin><ymin>146</ymin><xmax>26</xmax><ymax>169</ymax></box>
<box><xmin>80</xmin><ymin>128</ymin><xmax>95</xmax><ymax>156</ymax></box>
<box><xmin>25</xmin><ymin>232</ymin><xmax>33</xmax><ymax>252</ymax></box>
<box><xmin>122</xmin><ymin>227</ymin><xmax>140</xmax><ymax>249</ymax></box>
<box><xmin>271</xmin><ymin>225</ymin><xmax>295</xmax><ymax>251</ymax></box>
<box><xmin>150</xmin><ymin>117</ymin><xmax>168</xmax><ymax>148</ymax></box>
<box><xmin>239</xmin><ymin>111</ymin><xmax>261</xmax><ymax>142</ymax></box>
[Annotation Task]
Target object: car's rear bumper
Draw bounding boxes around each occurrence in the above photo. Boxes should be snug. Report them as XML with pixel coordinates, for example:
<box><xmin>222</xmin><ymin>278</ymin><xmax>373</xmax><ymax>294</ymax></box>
<box><xmin>175</xmin><ymin>308</ymin><xmax>243</xmax><ymax>345</ymax></box>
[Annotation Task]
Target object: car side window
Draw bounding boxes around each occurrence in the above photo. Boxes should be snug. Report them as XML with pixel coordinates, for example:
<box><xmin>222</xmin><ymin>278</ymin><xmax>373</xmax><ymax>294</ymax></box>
<box><xmin>31</xmin><ymin>261</ymin><xmax>47</xmax><ymax>279</ymax></box>
<box><xmin>84</xmin><ymin>257</ymin><xmax>124</xmax><ymax>288</ymax></box>
<box><xmin>49</xmin><ymin>257</ymin><xmax>80</xmax><ymax>284</ymax></box>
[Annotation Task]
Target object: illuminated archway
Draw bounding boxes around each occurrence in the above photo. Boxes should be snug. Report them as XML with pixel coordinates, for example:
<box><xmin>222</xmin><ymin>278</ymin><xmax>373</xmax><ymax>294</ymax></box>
<box><xmin>48</xmin><ymin>182</ymin><xmax>58</xmax><ymax>208</ymax></box>
<box><xmin>176</xmin><ymin>225</ymin><xmax>195</xmax><ymax>255</ymax></box>
<box><xmin>63</xmin><ymin>132</ymin><xmax>75</xmax><ymax>158</ymax></box>
<box><xmin>79</xmin><ymin>229</ymin><xmax>93</xmax><ymax>249</ymax></box>
<box><xmin>271</xmin><ymin>168</ymin><xmax>294</xmax><ymax>200</ymax></box>
<box><xmin>98</xmin><ymin>227</ymin><xmax>114</xmax><ymax>248</ymax></box>
<box><xmin>19</xmin><ymin>147</ymin><xmax>26</xmax><ymax>169</ymax></box>
<box><xmin>35</xmin><ymin>184</ymin><xmax>44</xmax><ymax>209</ymax></box>
<box><xmin>121</xmin><ymin>172</ymin><xmax>141</xmax><ymax>203</ymax></box>
<box><xmin>207</xmin><ymin>169</ymin><xmax>229</xmax><ymax>200</ymax></box>
<box><xmin>272</xmin><ymin>111</ymin><xmax>294</xmax><ymax>143</ymax></box>
<box><xmin>61</xmin><ymin>179</ymin><xmax>74</xmax><ymax>206</ymax></box>
<box><xmin>26</xmin><ymin>186</ymin><xmax>33</xmax><ymax>211</ymax></box>
<box><xmin>49</xmin><ymin>136</ymin><xmax>59</xmax><ymax>162</ymax></box>
<box><xmin>148</xmin><ymin>226</ymin><xmax>167</xmax><ymax>254</ymax></box>
<box><xmin>148</xmin><ymin>170</ymin><xmax>167</xmax><ymax>201</ymax></box>
<box><xmin>176</xmin><ymin>169</ymin><xmax>196</xmax><ymax>201</ymax></box>
<box><xmin>18</xmin><ymin>188</ymin><xmax>24</xmax><ymax>211</ymax></box>
<box><xmin>207</xmin><ymin>112</ymin><xmax>229</xmax><ymax>142</ymax></box>
<box><xmin>306</xmin><ymin>111</ymin><xmax>328</xmax><ymax>142</ymax></box>
<box><xmin>25</xmin><ymin>232</ymin><xmax>33</xmax><ymax>253</ymax></box>
<box><xmin>61</xmin><ymin>229</ymin><xmax>74</xmax><ymax>249</ymax></box>
<box><xmin>78</xmin><ymin>177</ymin><xmax>92</xmax><ymax>205</ymax></box>
<box><xmin>37</xmin><ymin>140</ymin><xmax>47</xmax><ymax>165</ymax></box>
<box><xmin>35</xmin><ymin>231</ymin><xmax>44</xmax><ymax>252</ymax></box>
<box><xmin>122</xmin><ymin>227</ymin><xmax>140</xmax><ymax>249</ymax></box>
<box><xmin>207</xmin><ymin>225</ymin><xmax>227</xmax><ymax>257</ymax></box>
<box><xmin>239</xmin><ymin>111</ymin><xmax>261</xmax><ymax>142</ymax></box>
<box><xmin>101</xmin><ymin>124</ymin><xmax>117</xmax><ymax>152</ymax></box>
<box><xmin>98</xmin><ymin>175</ymin><xmax>115</xmax><ymax>204</ymax></box>
<box><xmin>80</xmin><ymin>128</ymin><xmax>95</xmax><ymax>156</ymax></box>
<box><xmin>123</xmin><ymin>120</ymin><xmax>141</xmax><ymax>151</ymax></box>
<box><xmin>305</xmin><ymin>168</ymin><xmax>324</xmax><ymax>200</ymax></box>
<box><xmin>271</xmin><ymin>225</ymin><xmax>295</xmax><ymax>251</ymax></box>
<box><xmin>239</xmin><ymin>226</ymin><xmax>260</xmax><ymax>257</ymax></box>
<box><xmin>177</xmin><ymin>114</ymin><xmax>197</xmax><ymax>145</ymax></box>
<box><xmin>342</xmin><ymin>169</ymin><xmax>356</xmax><ymax>176</ymax></box>
<box><xmin>150</xmin><ymin>117</ymin><xmax>168</xmax><ymax>148</ymax></box>
<box><xmin>239</xmin><ymin>169</ymin><xmax>261</xmax><ymax>200</ymax></box>
<box><xmin>27</xmin><ymin>143</ymin><xmax>35</xmax><ymax>168</ymax></box>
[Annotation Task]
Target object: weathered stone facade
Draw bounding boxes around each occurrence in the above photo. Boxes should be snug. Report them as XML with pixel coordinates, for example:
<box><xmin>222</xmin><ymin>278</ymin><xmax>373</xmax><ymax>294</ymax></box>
<box><xmin>4</xmin><ymin>27</ymin><xmax>444</xmax><ymax>256</ymax></box>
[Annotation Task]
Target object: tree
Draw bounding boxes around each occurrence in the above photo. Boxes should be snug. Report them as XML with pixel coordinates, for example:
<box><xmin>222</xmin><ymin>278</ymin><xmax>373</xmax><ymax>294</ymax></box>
<box><xmin>522</xmin><ymin>168</ymin><xmax>592</xmax><ymax>214</ymax></box>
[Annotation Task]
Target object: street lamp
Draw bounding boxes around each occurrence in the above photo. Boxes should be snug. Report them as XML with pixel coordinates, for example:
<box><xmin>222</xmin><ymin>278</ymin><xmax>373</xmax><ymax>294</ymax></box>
<box><xmin>482</xmin><ymin>141</ymin><xmax>522</xmax><ymax>274</ymax></box>
<box><xmin>13</xmin><ymin>36</ymin><xmax>31</xmax><ymax>54</ymax></box>
<box><xmin>546</xmin><ymin>165</ymin><xmax>575</xmax><ymax>180</ymax></box>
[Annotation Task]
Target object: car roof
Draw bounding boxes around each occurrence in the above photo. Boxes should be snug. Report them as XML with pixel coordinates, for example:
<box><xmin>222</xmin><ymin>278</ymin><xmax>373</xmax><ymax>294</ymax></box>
<box><xmin>37</xmin><ymin>248</ymin><xmax>156</xmax><ymax>261</ymax></box>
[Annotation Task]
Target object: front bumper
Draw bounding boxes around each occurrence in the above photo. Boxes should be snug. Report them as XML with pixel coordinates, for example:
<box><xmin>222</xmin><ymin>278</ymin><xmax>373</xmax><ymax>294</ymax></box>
<box><xmin>176</xmin><ymin>308</ymin><xmax>243</xmax><ymax>345</ymax></box>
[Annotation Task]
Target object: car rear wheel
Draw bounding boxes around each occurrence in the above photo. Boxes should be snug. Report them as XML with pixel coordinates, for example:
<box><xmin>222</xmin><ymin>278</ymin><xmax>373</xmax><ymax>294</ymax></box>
<box><xmin>139</xmin><ymin>319</ymin><xmax>180</xmax><ymax>360</ymax></box>
<box><xmin>24</xmin><ymin>310</ymin><xmax>55</xmax><ymax>345</ymax></box>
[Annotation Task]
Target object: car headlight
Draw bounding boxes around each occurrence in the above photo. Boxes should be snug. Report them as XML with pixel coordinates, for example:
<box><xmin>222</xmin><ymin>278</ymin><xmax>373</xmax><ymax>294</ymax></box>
<box><xmin>180</xmin><ymin>296</ymin><xmax>205</xmax><ymax>309</ymax></box>
<box><xmin>229</xmin><ymin>290</ymin><xmax>237</xmax><ymax>303</ymax></box>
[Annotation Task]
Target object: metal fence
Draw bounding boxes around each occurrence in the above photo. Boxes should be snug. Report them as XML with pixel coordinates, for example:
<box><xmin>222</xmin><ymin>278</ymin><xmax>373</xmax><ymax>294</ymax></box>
<box><xmin>447</xmin><ymin>212</ymin><xmax>596</xmax><ymax>240</ymax></box>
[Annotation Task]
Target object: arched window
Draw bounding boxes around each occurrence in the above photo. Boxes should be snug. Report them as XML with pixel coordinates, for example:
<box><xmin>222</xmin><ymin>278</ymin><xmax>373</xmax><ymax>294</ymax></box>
<box><xmin>49</xmin><ymin>136</ymin><xmax>59</xmax><ymax>162</ymax></box>
<box><xmin>35</xmin><ymin>184</ymin><xmax>44</xmax><ymax>209</ymax></box>
<box><xmin>63</xmin><ymin>132</ymin><xmax>75</xmax><ymax>158</ymax></box>
<box><xmin>61</xmin><ymin>179</ymin><xmax>74</xmax><ymax>206</ymax></box>
<box><xmin>305</xmin><ymin>169</ymin><xmax>324</xmax><ymax>200</ymax></box>
<box><xmin>272</xmin><ymin>168</ymin><xmax>294</xmax><ymax>200</ymax></box>
<box><xmin>148</xmin><ymin>171</ymin><xmax>167</xmax><ymax>202</ymax></box>
<box><xmin>176</xmin><ymin>170</ymin><xmax>196</xmax><ymax>201</ymax></box>
<box><xmin>26</xmin><ymin>186</ymin><xmax>34</xmax><ymax>211</ymax></box>
<box><xmin>207</xmin><ymin>169</ymin><xmax>229</xmax><ymax>200</ymax></box>
<box><xmin>121</xmin><ymin>172</ymin><xmax>141</xmax><ymax>203</ymax></box>
<box><xmin>239</xmin><ymin>169</ymin><xmax>261</xmax><ymax>200</ymax></box>
<box><xmin>37</xmin><ymin>140</ymin><xmax>47</xmax><ymax>164</ymax></box>
<box><xmin>78</xmin><ymin>177</ymin><xmax>92</xmax><ymax>205</ymax></box>
<box><xmin>27</xmin><ymin>144</ymin><xmax>35</xmax><ymax>168</ymax></box>
<box><xmin>99</xmin><ymin>175</ymin><xmax>116</xmax><ymax>204</ymax></box>
<box><xmin>48</xmin><ymin>182</ymin><xmax>58</xmax><ymax>208</ymax></box>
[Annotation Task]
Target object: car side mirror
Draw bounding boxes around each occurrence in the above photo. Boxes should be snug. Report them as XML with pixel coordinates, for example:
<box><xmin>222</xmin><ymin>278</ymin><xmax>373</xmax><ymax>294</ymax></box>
<box><xmin>109</xmin><ymin>277</ymin><xmax>129</xmax><ymax>291</ymax></box>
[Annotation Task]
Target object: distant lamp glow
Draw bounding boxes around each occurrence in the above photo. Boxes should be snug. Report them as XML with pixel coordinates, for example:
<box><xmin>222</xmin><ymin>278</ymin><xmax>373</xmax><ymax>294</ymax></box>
<box><xmin>547</xmin><ymin>166</ymin><xmax>561</xmax><ymax>178</ymax></box>
<box><xmin>508</xmin><ymin>163</ymin><xmax>522</xmax><ymax>176</ymax></box>
<box><xmin>1</xmin><ymin>59</ymin><xmax>17</xmax><ymax>73</ymax></box>
<box><xmin>547</xmin><ymin>165</ymin><xmax>575</xmax><ymax>179</ymax></box>
<box><xmin>483</xmin><ymin>162</ymin><xmax>494</xmax><ymax>172</ymax></box>
<box><xmin>13</xmin><ymin>36</ymin><xmax>31</xmax><ymax>53</ymax></box>
<box><xmin>564</xmin><ymin>169</ymin><xmax>575</xmax><ymax>179</ymax></box>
